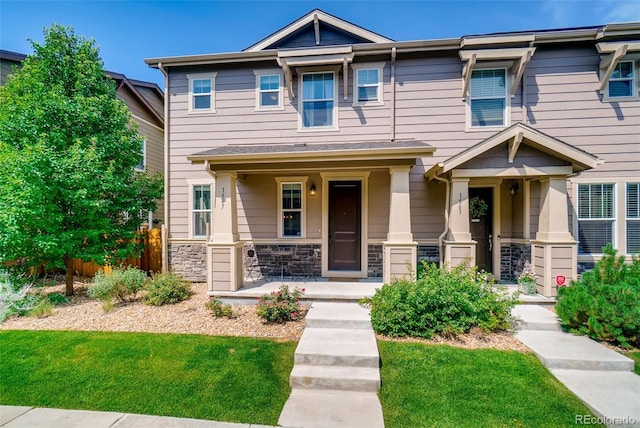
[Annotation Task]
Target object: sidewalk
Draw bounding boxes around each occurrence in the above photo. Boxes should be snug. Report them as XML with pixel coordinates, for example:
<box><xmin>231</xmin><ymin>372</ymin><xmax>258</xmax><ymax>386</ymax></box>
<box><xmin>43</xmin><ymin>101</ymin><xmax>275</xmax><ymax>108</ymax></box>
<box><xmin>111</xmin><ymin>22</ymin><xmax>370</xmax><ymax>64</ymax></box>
<box><xmin>512</xmin><ymin>305</ymin><xmax>640</xmax><ymax>428</ymax></box>
<box><xmin>0</xmin><ymin>406</ymin><xmax>283</xmax><ymax>428</ymax></box>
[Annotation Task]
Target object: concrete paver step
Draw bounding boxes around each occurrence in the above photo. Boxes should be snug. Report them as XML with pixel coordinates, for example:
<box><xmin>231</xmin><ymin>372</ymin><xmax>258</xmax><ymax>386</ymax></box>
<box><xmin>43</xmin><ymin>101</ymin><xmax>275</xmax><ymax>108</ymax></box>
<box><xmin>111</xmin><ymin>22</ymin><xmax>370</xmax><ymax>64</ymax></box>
<box><xmin>294</xmin><ymin>327</ymin><xmax>379</xmax><ymax>368</ymax></box>
<box><xmin>278</xmin><ymin>389</ymin><xmax>384</xmax><ymax>428</ymax></box>
<box><xmin>516</xmin><ymin>330</ymin><xmax>635</xmax><ymax>371</ymax></box>
<box><xmin>550</xmin><ymin>369</ymin><xmax>640</xmax><ymax>428</ymax></box>
<box><xmin>511</xmin><ymin>304</ymin><xmax>561</xmax><ymax>331</ymax></box>
<box><xmin>305</xmin><ymin>302</ymin><xmax>371</xmax><ymax>329</ymax></box>
<box><xmin>290</xmin><ymin>364</ymin><xmax>381</xmax><ymax>392</ymax></box>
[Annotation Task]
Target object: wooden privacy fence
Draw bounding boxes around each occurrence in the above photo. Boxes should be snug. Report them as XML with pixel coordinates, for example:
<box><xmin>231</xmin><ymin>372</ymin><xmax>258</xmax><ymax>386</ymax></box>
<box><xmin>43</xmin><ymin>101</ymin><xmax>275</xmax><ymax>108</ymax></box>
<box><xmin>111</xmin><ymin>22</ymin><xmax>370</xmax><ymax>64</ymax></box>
<box><xmin>72</xmin><ymin>227</ymin><xmax>162</xmax><ymax>277</ymax></box>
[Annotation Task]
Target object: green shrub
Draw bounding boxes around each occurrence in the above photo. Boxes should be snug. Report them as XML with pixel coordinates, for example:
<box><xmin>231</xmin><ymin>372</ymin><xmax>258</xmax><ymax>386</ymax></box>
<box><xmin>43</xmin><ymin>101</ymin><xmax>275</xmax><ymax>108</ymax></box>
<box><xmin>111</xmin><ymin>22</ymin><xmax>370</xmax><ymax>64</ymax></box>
<box><xmin>256</xmin><ymin>285</ymin><xmax>304</xmax><ymax>323</ymax></box>
<box><xmin>47</xmin><ymin>292</ymin><xmax>69</xmax><ymax>306</ymax></box>
<box><xmin>556</xmin><ymin>244</ymin><xmax>640</xmax><ymax>348</ymax></box>
<box><xmin>370</xmin><ymin>262</ymin><xmax>517</xmax><ymax>339</ymax></box>
<box><xmin>144</xmin><ymin>271</ymin><xmax>191</xmax><ymax>306</ymax></box>
<box><xmin>88</xmin><ymin>267</ymin><xmax>146</xmax><ymax>304</ymax></box>
<box><xmin>205</xmin><ymin>298</ymin><xmax>236</xmax><ymax>319</ymax></box>
<box><xmin>28</xmin><ymin>298</ymin><xmax>53</xmax><ymax>318</ymax></box>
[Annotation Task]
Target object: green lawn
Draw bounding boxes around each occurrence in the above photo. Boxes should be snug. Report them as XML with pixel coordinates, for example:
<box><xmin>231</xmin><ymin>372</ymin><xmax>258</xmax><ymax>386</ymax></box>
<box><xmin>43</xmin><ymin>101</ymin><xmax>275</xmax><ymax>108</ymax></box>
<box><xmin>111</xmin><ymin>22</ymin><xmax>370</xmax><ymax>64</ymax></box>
<box><xmin>625</xmin><ymin>351</ymin><xmax>640</xmax><ymax>375</ymax></box>
<box><xmin>0</xmin><ymin>330</ymin><xmax>296</xmax><ymax>425</ymax></box>
<box><xmin>379</xmin><ymin>340</ymin><xmax>604</xmax><ymax>428</ymax></box>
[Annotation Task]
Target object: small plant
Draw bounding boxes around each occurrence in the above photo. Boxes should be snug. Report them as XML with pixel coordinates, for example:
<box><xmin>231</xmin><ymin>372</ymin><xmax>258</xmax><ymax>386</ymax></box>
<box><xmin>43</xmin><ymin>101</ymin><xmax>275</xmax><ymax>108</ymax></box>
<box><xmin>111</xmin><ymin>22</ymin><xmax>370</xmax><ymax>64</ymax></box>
<box><xmin>256</xmin><ymin>285</ymin><xmax>305</xmax><ymax>323</ymax></box>
<box><xmin>28</xmin><ymin>298</ymin><xmax>53</xmax><ymax>318</ymax></box>
<box><xmin>144</xmin><ymin>271</ymin><xmax>191</xmax><ymax>306</ymax></box>
<box><xmin>0</xmin><ymin>273</ymin><xmax>39</xmax><ymax>321</ymax></box>
<box><xmin>517</xmin><ymin>265</ymin><xmax>537</xmax><ymax>295</ymax></box>
<box><xmin>205</xmin><ymin>297</ymin><xmax>236</xmax><ymax>319</ymax></box>
<box><xmin>46</xmin><ymin>292</ymin><xmax>69</xmax><ymax>306</ymax></box>
<box><xmin>88</xmin><ymin>266</ymin><xmax>146</xmax><ymax>305</ymax></box>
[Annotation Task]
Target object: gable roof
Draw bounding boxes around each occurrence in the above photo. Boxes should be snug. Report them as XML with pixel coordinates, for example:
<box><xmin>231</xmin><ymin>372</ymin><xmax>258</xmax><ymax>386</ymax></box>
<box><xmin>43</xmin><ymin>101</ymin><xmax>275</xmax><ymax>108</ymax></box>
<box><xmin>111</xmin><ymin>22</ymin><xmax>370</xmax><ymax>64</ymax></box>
<box><xmin>426</xmin><ymin>123</ymin><xmax>603</xmax><ymax>179</ymax></box>
<box><xmin>244</xmin><ymin>9</ymin><xmax>393</xmax><ymax>52</ymax></box>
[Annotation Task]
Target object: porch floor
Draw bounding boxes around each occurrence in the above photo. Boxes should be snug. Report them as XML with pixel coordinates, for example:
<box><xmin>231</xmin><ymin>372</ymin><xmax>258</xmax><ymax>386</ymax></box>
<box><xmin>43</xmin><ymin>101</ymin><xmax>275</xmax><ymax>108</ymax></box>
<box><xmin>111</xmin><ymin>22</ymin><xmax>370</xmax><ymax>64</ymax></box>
<box><xmin>212</xmin><ymin>279</ymin><xmax>556</xmax><ymax>305</ymax></box>
<box><xmin>214</xmin><ymin>278</ymin><xmax>382</xmax><ymax>304</ymax></box>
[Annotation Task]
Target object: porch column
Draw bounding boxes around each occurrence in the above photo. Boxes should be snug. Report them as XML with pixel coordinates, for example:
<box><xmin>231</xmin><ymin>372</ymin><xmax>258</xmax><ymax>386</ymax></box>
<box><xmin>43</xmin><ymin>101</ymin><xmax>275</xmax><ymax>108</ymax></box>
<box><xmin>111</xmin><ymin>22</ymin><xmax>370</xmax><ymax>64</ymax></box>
<box><xmin>207</xmin><ymin>171</ymin><xmax>243</xmax><ymax>292</ymax></box>
<box><xmin>383</xmin><ymin>167</ymin><xmax>417</xmax><ymax>284</ymax></box>
<box><xmin>532</xmin><ymin>176</ymin><xmax>577</xmax><ymax>297</ymax></box>
<box><xmin>444</xmin><ymin>177</ymin><xmax>476</xmax><ymax>267</ymax></box>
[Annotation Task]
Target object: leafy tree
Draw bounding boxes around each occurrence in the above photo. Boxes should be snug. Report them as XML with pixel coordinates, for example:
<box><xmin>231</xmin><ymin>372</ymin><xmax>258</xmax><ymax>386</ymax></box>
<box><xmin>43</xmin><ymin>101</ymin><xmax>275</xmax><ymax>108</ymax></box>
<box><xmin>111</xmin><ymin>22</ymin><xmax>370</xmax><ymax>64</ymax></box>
<box><xmin>0</xmin><ymin>24</ymin><xmax>163</xmax><ymax>295</ymax></box>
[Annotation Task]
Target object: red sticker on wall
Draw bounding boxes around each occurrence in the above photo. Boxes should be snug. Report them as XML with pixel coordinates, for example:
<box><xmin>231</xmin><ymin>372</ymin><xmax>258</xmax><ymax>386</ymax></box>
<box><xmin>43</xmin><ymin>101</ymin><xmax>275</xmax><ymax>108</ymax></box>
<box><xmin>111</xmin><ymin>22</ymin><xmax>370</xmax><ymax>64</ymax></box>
<box><xmin>556</xmin><ymin>275</ymin><xmax>566</xmax><ymax>286</ymax></box>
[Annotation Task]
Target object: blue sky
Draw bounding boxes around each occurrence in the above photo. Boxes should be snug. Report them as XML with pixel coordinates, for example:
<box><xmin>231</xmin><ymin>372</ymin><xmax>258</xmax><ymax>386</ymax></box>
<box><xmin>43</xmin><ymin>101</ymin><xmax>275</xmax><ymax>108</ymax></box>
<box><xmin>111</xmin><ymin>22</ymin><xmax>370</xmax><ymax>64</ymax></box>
<box><xmin>2</xmin><ymin>0</ymin><xmax>639</xmax><ymax>88</ymax></box>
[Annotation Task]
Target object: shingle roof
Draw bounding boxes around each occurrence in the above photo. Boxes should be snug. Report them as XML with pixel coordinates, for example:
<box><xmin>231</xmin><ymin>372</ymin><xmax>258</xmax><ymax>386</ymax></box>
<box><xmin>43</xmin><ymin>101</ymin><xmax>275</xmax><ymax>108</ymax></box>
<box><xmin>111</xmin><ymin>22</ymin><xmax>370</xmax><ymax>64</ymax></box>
<box><xmin>191</xmin><ymin>140</ymin><xmax>432</xmax><ymax>157</ymax></box>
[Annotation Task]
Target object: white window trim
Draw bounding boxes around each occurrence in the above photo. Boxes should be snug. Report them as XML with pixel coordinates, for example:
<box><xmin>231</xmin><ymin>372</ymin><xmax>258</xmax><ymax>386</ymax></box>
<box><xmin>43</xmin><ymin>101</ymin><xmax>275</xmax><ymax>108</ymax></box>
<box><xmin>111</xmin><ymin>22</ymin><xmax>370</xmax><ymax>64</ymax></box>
<box><xmin>187</xmin><ymin>72</ymin><xmax>217</xmax><ymax>114</ymax></box>
<box><xmin>254</xmin><ymin>69</ymin><xmax>284</xmax><ymax>111</ymax></box>
<box><xmin>276</xmin><ymin>177</ymin><xmax>308</xmax><ymax>239</ymax></box>
<box><xmin>297</xmin><ymin>71</ymin><xmax>339</xmax><ymax>132</ymax></box>
<box><xmin>465</xmin><ymin>66</ymin><xmax>511</xmax><ymax>132</ymax></box>
<box><xmin>575</xmin><ymin>182</ymin><xmax>617</xmax><ymax>255</ymax></box>
<box><xmin>626</xmin><ymin>182</ymin><xmax>640</xmax><ymax>254</ymax></box>
<box><xmin>135</xmin><ymin>138</ymin><xmax>146</xmax><ymax>172</ymax></box>
<box><xmin>187</xmin><ymin>179</ymin><xmax>214</xmax><ymax>239</ymax></box>
<box><xmin>602</xmin><ymin>57</ymin><xmax>639</xmax><ymax>102</ymax></box>
<box><xmin>351</xmin><ymin>62</ymin><xmax>385</xmax><ymax>106</ymax></box>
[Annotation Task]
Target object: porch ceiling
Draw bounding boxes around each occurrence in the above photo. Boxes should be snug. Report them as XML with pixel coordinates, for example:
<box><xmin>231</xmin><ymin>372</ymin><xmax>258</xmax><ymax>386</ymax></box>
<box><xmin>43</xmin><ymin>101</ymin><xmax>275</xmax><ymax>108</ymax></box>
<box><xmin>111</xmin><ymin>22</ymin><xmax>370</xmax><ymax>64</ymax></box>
<box><xmin>426</xmin><ymin>122</ymin><xmax>603</xmax><ymax>179</ymax></box>
<box><xmin>189</xmin><ymin>140</ymin><xmax>434</xmax><ymax>173</ymax></box>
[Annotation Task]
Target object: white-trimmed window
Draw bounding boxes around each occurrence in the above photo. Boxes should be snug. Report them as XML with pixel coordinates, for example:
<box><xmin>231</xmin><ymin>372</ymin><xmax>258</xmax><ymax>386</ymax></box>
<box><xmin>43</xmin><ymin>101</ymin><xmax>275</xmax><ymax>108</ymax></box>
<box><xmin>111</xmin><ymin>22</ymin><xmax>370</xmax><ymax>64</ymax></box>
<box><xmin>255</xmin><ymin>71</ymin><xmax>283</xmax><ymax>110</ymax></box>
<box><xmin>469</xmin><ymin>68</ymin><xmax>508</xmax><ymax>128</ymax></box>
<box><xmin>187</xmin><ymin>73</ymin><xmax>216</xmax><ymax>113</ymax></box>
<box><xmin>627</xmin><ymin>183</ymin><xmax>640</xmax><ymax>254</ymax></box>
<box><xmin>276</xmin><ymin>177</ymin><xmax>307</xmax><ymax>238</ymax></box>
<box><xmin>301</xmin><ymin>72</ymin><xmax>335</xmax><ymax>129</ymax></box>
<box><xmin>608</xmin><ymin>61</ymin><xmax>635</xmax><ymax>98</ymax></box>
<box><xmin>192</xmin><ymin>184</ymin><xmax>212</xmax><ymax>238</ymax></box>
<box><xmin>577</xmin><ymin>183</ymin><xmax>615</xmax><ymax>254</ymax></box>
<box><xmin>352</xmin><ymin>64</ymin><xmax>383</xmax><ymax>105</ymax></box>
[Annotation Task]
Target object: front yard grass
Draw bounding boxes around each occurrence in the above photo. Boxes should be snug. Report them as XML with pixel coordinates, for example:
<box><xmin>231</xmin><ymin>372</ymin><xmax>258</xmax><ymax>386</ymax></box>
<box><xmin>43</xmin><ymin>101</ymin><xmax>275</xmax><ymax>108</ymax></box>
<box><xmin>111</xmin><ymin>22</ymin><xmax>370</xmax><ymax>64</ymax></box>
<box><xmin>379</xmin><ymin>340</ymin><xmax>604</xmax><ymax>428</ymax></box>
<box><xmin>0</xmin><ymin>330</ymin><xmax>296</xmax><ymax>425</ymax></box>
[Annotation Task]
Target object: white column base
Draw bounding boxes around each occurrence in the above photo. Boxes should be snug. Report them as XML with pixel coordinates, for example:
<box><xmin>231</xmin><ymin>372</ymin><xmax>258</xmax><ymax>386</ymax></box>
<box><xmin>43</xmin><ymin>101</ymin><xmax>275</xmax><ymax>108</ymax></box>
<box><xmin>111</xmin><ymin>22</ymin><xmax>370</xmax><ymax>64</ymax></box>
<box><xmin>383</xmin><ymin>241</ymin><xmax>417</xmax><ymax>284</ymax></box>
<box><xmin>207</xmin><ymin>242</ymin><xmax>244</xmax><ymax>292</ymax></box>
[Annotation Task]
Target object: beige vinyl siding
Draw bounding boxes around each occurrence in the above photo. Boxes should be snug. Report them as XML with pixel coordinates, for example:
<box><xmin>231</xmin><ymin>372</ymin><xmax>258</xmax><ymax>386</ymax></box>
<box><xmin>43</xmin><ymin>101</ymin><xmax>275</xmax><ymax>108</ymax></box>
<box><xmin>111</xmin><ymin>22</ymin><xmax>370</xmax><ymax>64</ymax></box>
<box><xmin>134</xmin><ymin>85</ymin><xmax>164</xmax><ymax>119</ymax></box>
<box><xmin>135</xmin><ymin>119</ymin><xmax>164</xmax><ymax>226</ymax></box>
<box><xmin>411</xmin><ymin>166</ymin><xmax>446</xmax><ymax>241</ymax></box>
<box><xmin>529</xmin><ymin>180</ymin><xmax>541</xmax><ymax>239</ymax></box>
<box><xmin>368</xmin><ymin>171</ymin><xmax>390</xmax><ymax>241</ymax></box>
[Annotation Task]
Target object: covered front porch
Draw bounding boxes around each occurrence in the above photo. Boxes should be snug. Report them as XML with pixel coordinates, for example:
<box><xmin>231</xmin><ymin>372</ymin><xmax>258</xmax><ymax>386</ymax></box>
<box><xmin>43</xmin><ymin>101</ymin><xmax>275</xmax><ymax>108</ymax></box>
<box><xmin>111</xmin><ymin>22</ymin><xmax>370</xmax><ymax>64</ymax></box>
<box><xmin>187</xmin><ymin>140</ymin><xmax>435</xmax><ymax>295</ymax></box>
<box><xmin>427</xmin><ymin>123</ymin><xmax>602</xmax><ymax>297</ymax></box>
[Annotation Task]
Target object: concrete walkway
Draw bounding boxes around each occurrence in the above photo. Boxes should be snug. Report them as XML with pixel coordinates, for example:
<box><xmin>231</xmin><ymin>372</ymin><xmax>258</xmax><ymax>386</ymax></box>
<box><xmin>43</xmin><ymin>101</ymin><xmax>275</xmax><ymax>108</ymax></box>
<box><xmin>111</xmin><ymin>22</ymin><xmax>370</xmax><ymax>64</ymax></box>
<box><xmin>512</xmin><ymin>305</ymin><xmax>640</xmax><ymax>428</ymax></box>
<box><xmin>278</xmin><ymin>302</ymin><xmax>384</xmax><ymax>428</ymax></box>
<box><xmin>0</xmin><ymin>406</ymin><xmax>281</xmax><ymax>428</ymax></box>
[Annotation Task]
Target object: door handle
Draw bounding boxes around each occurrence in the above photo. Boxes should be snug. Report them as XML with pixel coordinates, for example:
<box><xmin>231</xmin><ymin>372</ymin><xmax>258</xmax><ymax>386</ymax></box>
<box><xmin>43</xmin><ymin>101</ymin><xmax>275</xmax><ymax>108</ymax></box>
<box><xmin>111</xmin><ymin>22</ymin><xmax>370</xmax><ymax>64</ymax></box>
<box><xmin>488</xmin><ymin>234</ymin><xmax>493</xmax><ymax>252</ymax></box>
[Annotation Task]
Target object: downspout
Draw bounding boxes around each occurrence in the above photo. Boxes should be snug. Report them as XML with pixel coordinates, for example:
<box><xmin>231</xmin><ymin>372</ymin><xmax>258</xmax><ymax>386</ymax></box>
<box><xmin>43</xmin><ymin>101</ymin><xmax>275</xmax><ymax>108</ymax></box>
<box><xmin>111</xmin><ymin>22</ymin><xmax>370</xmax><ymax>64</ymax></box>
<box><xmin>433</xmin><ymin>174</ymin><xmax>450</xmax><ymax>268</ymax></box>
<box><xmin>390</xmin><ymin>47</ymin><xmax>396</xmax><ymax>142</ymax></box>
<box><xmin>158</xmin><ymin>62</ymin><xmax>170</xmax><ymax>272</ymax></box>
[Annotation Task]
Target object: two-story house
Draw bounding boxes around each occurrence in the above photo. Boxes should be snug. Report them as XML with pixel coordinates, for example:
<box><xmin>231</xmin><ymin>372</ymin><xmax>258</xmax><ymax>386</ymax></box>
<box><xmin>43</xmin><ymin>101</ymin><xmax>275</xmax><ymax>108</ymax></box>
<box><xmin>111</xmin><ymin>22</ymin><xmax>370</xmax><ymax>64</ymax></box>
<box><xmin>145</xmin><ymin>10</ymin><xmax>639</xmax><ymax>297</ymax></box>
<box><xmin>1</xmin><ymin>49</ymin><xmax>166</xmax><ymax>228</ymax></box>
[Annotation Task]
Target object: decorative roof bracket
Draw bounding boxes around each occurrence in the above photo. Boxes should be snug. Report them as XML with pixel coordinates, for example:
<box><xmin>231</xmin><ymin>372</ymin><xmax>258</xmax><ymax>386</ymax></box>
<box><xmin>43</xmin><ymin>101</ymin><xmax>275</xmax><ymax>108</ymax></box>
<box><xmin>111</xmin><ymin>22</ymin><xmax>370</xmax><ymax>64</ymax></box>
<box><xmin>509</xmin><ymin>131</ymin><xmax>523</xmax><ymax>163</ymax></box>
<box><xmin>598</xmin><ymin>44</ymin><xmax>628</xmax><ymax>91</ymax></box>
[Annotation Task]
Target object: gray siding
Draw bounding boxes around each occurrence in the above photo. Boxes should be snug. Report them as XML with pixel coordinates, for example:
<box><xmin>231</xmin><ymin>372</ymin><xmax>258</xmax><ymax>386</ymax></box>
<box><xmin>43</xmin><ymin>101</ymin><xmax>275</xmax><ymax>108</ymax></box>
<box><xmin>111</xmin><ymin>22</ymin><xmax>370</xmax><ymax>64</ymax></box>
<box><xmin>167</xmin><ymin>45</ymin><xmax>639</xmax><ymax>245</ymax></box>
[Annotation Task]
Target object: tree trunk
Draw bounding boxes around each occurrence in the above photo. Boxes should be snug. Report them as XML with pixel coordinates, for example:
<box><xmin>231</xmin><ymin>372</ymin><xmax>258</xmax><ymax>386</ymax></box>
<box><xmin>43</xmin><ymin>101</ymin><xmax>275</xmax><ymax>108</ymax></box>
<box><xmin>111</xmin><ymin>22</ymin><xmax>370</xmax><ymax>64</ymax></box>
<box><xmin>64</xmin><ymin>256</ymin><xmax>74</xmax><ymax>296</ymax></box>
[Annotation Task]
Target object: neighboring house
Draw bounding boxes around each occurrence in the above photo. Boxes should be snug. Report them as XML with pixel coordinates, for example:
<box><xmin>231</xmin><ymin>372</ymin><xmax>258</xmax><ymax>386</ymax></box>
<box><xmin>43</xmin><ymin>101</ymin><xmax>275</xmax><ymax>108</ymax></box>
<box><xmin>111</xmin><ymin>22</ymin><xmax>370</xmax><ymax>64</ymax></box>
<box><xmin>0</xmin><ymin>49</ymin><xmax>165</xmax><ymax>228</ymax></box>
<box><xmin>145</xmin><ymin>10</ymin><xmax>639</xmax><ymax>297</ymax></box>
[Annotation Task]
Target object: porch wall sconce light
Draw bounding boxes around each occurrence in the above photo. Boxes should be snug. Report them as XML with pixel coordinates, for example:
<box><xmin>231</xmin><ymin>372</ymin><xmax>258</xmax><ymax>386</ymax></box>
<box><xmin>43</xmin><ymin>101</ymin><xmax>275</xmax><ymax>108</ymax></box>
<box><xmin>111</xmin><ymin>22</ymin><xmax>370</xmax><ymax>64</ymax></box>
<box><xmin>510</xmin><ymin>182</ymin><xmax>519</xmax><ymax>197</ymax></box>
<box><xmin>309</xmin><ymin>183</ymin><xmax>317</xmax><ymax>197</ymax></box>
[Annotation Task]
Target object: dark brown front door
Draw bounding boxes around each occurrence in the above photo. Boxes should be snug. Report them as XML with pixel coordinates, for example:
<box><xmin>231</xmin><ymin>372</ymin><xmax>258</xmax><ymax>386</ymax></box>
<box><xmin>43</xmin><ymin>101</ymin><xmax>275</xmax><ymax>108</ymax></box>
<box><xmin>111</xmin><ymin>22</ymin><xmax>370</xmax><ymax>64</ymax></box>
<box><xmin>470</xmin><ymin>187</ymin><xmax>493</xmax><ymax>273</ymax></box>
<box><xmin>328</xmin><ymin>181</ymin><xmax>361</xmax><ymax>271</ymax></box>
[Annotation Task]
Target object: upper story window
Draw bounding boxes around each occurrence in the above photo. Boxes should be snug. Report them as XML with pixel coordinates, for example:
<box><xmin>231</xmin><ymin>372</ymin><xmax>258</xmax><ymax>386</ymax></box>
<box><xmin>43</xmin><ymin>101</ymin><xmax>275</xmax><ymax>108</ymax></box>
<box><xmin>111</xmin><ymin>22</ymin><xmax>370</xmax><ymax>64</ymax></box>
<box><xmin>352</xmin><ymin>63</ymin><xmax>383</xmax><ymax>105</ymax></box>
<box><xmin>627</xmin><ymin>183</ymin><xmax>640</xmax><ymax>254</ymax></box>
<box><xmin>301</xmin><ymin>72</ymin><xmax>335</xmax><ymax>129</ymax></box>
<box><xmin>597</xmin><ymin>41</ymin><xmax>640</xmax><ymax>101</ymax></box>
<box><xmin>187</xmin><ymin>73</ymin><xmax>217</xmax><ymax>113</ymax></box>
<box><xmin>608</xmin><ymin>61</ymin><xmax>635</xmax><ymax>98</ymax></box>
<box><xmin>577</xmin><ymin>183</ymin><xmax>615</xmax><ymax>254</ymax></box>
<box><xmin>469</xmin><ymin>68</ymin><xmax>507</xmax><ymax>128</ymax></box>
<box><xmin>255</xmin><ymin>71</ymin><xmax>283</xmax><ymax>110</ymax></box>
